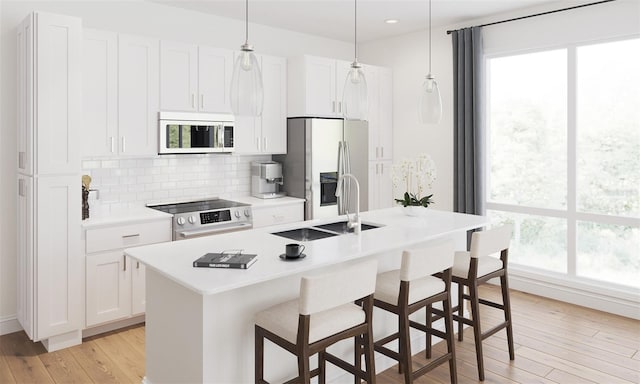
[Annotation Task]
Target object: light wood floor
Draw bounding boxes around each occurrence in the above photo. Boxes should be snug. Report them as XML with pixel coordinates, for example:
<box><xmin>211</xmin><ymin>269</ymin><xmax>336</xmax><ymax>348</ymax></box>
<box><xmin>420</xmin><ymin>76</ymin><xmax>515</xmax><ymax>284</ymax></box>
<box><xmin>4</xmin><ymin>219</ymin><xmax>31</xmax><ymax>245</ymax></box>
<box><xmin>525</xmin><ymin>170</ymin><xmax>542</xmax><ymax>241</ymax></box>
<box><xmin>1</xmin><ymin>285</ymin><xmax>638</xmax><ymax>383</ymax></box>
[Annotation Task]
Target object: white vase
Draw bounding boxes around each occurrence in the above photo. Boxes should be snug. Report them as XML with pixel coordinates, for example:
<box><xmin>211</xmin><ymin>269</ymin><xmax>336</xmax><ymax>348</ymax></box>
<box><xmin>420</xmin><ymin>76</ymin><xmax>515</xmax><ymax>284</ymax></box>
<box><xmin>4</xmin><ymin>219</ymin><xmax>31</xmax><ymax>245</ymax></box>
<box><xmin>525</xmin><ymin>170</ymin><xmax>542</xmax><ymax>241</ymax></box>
<box><xmin>403</xmin><ymin>206</ymin><xmax>428</xmax><ymax>217</ymax></box>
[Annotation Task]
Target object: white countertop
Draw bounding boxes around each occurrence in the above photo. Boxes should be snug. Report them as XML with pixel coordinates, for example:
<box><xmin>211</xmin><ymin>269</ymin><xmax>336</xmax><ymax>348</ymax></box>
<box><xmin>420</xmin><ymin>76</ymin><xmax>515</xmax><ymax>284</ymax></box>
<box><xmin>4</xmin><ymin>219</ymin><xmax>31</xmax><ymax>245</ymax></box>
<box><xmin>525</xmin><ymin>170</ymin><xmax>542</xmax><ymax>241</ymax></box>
<box><xmin>81</xmin><ymin>207</ymin><xmax>173</xmax><ymax>229</ymax></box>
<box><xmin>125</xmin><ymin>207</ymin><xmax>488</xmax><ymax>296</ymax></box>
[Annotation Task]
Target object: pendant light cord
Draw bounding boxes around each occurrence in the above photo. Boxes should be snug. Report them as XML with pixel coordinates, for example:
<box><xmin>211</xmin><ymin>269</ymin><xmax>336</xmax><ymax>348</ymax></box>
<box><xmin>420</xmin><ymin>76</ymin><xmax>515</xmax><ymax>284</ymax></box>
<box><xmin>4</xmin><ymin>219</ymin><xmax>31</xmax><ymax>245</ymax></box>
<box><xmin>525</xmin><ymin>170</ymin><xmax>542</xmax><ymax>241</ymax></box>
<box><xmin>428</xmin><ymin>0</ymin><xmax>432</xmax><ymax>75</ymax></box>
<box><xmin>245</xmin><ymin>0</ymin><xmax>249</xmax><ymax>45</ymax></box>
<box><xmin>354</xmin><ymin>0</ymin><xmax>358</xmax><ymax>62</ymax></box>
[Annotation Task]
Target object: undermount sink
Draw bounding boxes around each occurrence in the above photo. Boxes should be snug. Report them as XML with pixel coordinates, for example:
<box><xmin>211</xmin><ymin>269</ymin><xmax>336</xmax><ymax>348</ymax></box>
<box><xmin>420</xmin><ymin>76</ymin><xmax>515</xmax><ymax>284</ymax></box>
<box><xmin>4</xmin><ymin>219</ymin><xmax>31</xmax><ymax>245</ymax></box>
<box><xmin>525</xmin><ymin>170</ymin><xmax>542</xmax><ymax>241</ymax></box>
<box><xmin>313</xmin><ymin>221</ymin><xmax>381</xmax><ymax>234</ymax></box>
<box><xmin>271</xmin><ymin>227</ymin><xmax>339</xmax><ymax>242</ymax></box>
<box><xmin>271</xmin><ymin>221</ymin><xmax>382</xmax><ymax>241</ymax></box>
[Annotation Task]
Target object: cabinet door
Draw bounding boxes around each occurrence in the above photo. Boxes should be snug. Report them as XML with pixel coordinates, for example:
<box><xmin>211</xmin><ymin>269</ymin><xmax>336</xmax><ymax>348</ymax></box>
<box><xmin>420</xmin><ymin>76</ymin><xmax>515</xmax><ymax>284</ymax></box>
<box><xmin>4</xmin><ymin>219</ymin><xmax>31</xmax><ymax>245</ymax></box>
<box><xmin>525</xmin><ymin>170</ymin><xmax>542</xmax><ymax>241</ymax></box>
<box><xmin>160</xmin><ymin>40</ymin><xmax>198</xmax><ymax>112</ymax></box>
<box><xmin>335</xmin><ymin>60</ymin><xmax>352</xmax><ymax>117</ymax></box>
<box><xmin>365</xmin><ymin>65</ymin><xmax>380</xmax><ymax>161</ymax></box>
<box><xmin>378</xmin><ymin>68</ymin><xmax>393</xmax><ymax>160</ymax></box>
<box><xmin>35</xmin><ymin>12</ymin><xmax>81</xmax><ymax>174</ymax></box>
<box><xmin>377</xmin><ymin>160</ymin><xmax>394</xmax><ymax>209</ymax></box>
<box><xmin>198</xmin><ymin>46</ymin><xmax>233</xmax><ymax>113</ymax></box>
<box><xmin>17</xmin><ymin>176</ymin><xmax>34</xmax><ymax>339</ymax></box>
<box><xmin>119</xmin><ymin>34</ymin><xmax>159</xmax><ymax>156</ymax></box>
<box><xmin>259</xmin><ymin>55</ymin><xmax>287</xmax><ymax>154</ymax></box>
<box><xmin>368</xmin><ymin>161</ymin><xmax>394</xmax><ymax>210</ymax></box>
<box><xmin>130</xmin><ymin>257</ymin><xmax>146</xmax><ymax>316</ymax></box>
<box><xmin>305</xmin><ymin>56</ymin><xmax>337</xmax><ymax>117</ymax></box>
<box><xmin>84</xmin><ymin>29</ymin><xmax>118</xmax><ymax>157</ymax></box>
<box><xmin>86</xmin><ymin>251</ymin><xmax>131</xmax><ymax>326</ymax></box>
<box><xmin>36</xmin><ymin>175</ymin><xmax>82</xmax><ymax>339</ymax></box>
<box><xmin>233</xmin><ymin>115</ymin><xmax>259</xmax><ymax>153</ymax></box>
<box><xmin>17</xmin><ymin>15</ymin><xmax>34</xmax><ymax>175</ymax></box>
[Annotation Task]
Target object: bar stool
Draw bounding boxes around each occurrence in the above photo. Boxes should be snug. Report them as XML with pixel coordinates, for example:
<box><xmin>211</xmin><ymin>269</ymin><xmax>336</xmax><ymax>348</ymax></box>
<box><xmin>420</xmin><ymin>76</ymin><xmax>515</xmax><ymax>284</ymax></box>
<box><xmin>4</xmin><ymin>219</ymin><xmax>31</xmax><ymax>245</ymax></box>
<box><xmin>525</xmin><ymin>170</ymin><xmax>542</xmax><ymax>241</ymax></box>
<box><xmin>255</xmin><ymin>259</ymin><xmax>378</xmax><ymax>384</ymax></box>
<box><xmin>452</xmin><ymin>224</ymin><xmax>514</xmax><ymax>381</ymax></box>
<box><xmin>371</xmin><ymin>241</ymin><xmax>457</xmax><ymax>384</ymax></box>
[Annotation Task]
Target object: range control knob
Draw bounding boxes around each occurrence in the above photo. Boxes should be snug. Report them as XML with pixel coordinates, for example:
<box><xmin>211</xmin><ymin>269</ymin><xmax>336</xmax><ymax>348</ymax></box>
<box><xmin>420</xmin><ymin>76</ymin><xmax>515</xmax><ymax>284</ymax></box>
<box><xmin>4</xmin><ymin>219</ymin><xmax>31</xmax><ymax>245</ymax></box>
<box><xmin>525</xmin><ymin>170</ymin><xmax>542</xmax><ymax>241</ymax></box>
<box><xmin>234</xmin><ymin>210</ymin><xmax>241</xmax><ymax>218</ymax></box>
<box><xmin>176</xmin><ymin>217</ymin><xmax>186</xmax><ymax>225</ymax></box>
<box><xmin>244</xmin><ymin>209</ymin><xmax>251</xmax><ymax>217</ymax></box>
<box><xmin>188</xmin><ymin>215</ymin><xmax>197</xmax><ymax>224</ymax></box>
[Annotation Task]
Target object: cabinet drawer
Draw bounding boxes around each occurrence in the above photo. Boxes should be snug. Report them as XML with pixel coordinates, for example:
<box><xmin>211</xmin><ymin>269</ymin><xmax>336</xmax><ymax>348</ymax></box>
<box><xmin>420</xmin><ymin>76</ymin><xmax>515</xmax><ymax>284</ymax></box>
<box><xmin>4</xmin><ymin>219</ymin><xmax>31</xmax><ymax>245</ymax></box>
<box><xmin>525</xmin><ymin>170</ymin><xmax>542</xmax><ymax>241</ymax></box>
<box><xmin>86</xmin><ymin>219</ymin><xmax>171</xmax><ymax>254</ymax></box>
<box><xmin>252</xmin><ymin>203</ymin><xmax>303</xmax><ymax>228</ymax></box>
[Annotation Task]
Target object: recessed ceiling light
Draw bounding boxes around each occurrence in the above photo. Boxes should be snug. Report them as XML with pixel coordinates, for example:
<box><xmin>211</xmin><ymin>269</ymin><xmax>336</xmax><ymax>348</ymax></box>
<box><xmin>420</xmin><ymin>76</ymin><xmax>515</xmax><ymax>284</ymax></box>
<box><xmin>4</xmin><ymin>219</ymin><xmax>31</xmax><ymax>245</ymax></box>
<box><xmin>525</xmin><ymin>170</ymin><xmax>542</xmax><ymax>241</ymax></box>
<box><xmin>385</xmin><ymin>19</ymin><xmax>399</xmax><ymax>24</ymax></box>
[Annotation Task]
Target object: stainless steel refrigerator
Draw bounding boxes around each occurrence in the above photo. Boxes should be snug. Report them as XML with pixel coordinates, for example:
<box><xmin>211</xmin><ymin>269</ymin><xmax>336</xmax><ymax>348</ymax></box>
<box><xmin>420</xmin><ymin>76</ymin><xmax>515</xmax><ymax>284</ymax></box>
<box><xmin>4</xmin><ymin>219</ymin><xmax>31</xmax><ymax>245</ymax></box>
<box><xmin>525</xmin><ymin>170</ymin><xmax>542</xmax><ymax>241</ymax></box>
<box><xmin>274</xmin><ymin>117</ymin><xmax>368</xmax><ymax>220</ymax></box>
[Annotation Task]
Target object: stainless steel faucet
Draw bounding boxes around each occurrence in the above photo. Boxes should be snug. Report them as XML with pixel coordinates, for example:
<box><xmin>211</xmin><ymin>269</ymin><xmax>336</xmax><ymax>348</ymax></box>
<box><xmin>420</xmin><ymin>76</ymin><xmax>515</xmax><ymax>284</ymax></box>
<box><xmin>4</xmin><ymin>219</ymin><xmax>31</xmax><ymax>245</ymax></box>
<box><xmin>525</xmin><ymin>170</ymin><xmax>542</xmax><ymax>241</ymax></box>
<box><xmin>335</xmin><ymin>173</ymin><xmax>361</xmax><ymax>234</ymax></box>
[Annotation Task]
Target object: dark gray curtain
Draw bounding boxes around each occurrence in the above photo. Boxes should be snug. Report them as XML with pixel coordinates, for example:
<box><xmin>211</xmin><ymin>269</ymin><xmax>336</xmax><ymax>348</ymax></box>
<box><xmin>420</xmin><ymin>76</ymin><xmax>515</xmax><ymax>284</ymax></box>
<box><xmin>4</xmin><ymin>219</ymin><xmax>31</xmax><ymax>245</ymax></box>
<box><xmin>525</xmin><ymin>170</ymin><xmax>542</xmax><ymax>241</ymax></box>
<box><xmin>452</xmin><ymin>27</ymin><xmax>485</xmax><ymax>217</ymax></box>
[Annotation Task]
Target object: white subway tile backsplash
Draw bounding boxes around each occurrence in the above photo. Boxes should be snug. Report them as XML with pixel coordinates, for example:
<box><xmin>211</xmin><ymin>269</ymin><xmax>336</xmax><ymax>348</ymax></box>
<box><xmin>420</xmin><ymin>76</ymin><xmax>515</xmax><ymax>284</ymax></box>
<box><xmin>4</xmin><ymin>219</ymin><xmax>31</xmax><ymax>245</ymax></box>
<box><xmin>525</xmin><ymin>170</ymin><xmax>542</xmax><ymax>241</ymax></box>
<box><xmin>82</xmin><ymin>154</ymin><xmax>270</xmax><ymax>212</ymax></box>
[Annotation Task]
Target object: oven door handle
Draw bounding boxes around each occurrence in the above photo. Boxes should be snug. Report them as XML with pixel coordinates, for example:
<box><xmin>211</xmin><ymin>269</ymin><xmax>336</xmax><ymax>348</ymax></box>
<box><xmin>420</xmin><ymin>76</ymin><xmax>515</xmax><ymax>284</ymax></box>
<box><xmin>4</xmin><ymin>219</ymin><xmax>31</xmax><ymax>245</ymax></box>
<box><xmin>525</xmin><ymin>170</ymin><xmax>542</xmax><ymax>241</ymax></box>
<box><xmin>176</xmin><ymin>223</ymin><xmax>253</xmax><ymax>239</ymax></box>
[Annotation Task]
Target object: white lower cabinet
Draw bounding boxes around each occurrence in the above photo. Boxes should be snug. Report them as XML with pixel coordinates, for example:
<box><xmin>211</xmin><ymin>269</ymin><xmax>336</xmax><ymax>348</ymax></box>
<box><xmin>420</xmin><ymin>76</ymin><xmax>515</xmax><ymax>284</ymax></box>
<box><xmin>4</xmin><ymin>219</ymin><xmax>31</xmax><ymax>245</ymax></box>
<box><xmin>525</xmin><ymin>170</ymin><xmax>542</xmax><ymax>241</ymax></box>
<box><xmin>86</xmin><ymin>251</ymin><xmax>131</xmax><ymax>326</ymax></box>
<box><xmin>85</xmin><ymin>219</ymin><xmax>171</xmax><ymax>327</ymax></box>
<box><xmin>369</xmin><ymin>160</ymin><xmax>394</xmax><ymax>210</ymax></box>
<box><xmin>251</xmin><ymin>203</ymin><xmax>304</xmax><ymax>228</ymax></box>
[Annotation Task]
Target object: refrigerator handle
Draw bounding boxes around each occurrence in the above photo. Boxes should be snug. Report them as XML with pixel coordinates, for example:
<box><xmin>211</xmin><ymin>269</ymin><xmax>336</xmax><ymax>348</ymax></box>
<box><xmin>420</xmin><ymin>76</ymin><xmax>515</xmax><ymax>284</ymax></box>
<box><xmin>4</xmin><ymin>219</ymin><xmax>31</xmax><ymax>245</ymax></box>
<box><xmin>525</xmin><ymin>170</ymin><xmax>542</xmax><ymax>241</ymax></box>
<box><xmin>337</xmin><ymin>141</ymin><xmax>344</xmax><ymax>215</ymax></box>
<box><xmin>344</xmin><ymin>142</ymin><xmax>352</xmax><ymax>213</ymax></box>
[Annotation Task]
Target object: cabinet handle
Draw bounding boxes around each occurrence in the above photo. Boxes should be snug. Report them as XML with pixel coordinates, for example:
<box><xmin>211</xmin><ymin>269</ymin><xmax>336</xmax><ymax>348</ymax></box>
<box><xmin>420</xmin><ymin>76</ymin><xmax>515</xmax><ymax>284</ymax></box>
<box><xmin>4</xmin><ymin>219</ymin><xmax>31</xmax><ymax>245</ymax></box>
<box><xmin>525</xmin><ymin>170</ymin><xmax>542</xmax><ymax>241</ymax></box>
<box><xmin>191</xmin><ymin>94</ymin><xmax>195</xmax><ymax>108</ymax></box>
<box><xmin>332</xmin><ymin>101</ymin><xmax>336</xmax><ymax>113</ymax></box>
<box><xmin>136</xmin><ymin>261</ymin><xmax>140</xmax><ymax>269</ymax></box>
<box><xmin>263</xmin><ymin>137</ymin><xmax>267</xmax><ymax>151</ymax></box>
<box><xmin>375</xmin><ymin>163</ymin><xmax>379</xmax><ymax>175</ymax></box>
<box><xmin>256</xmin><ymin>137</ymin><xmax>260</xmax><ymax>150</ymax></box>
<box><xmin>122</xmin><ymin>233</ymin><xmax>140</xmax><ymax>239</ymax></box>
<box><xmin>123</xmin><ymin>255</ymin><xmax>127</xmax><ymax>271</ymax></box>
<box><xmin>376</xmin><ymin>147</ymin><xmax>379</xmax><ymax>158</ymax></box>
<box><xmin>121</xmin><ymin>137</ymin><xmax>126</xmax><ymax>153</ymax></box>
<box><xmin>381</xmin><ymin>147</ymin><xmax>384</xmax><ymax>158</ymax></box>
<box><xmin>338</xmin><ymin>102</ymin><xmax>342</xmax><ymax>114</ymax></box>
<box><xmin>110</xmin><ymin>137</ymin><xmax>115</xmax><ymax>153</ymax></box>
<box><xmin>18</xmin><ymin>179</ymin><xmax>25</xmax><ymax>197</ymax></box>
<box><xmin>381</xmin><ymin>163</ymin><xmax>384</xmax><ymax>174</ymax></box>
<box><xmin>18</xmin><ymin>151</ymin><xmax>25</xmax><ymax>169</ymax></box>
<box><xmin>200</xmin><ymin>94</ymin><xmax>204</xmax><ymax>109</ymax></box>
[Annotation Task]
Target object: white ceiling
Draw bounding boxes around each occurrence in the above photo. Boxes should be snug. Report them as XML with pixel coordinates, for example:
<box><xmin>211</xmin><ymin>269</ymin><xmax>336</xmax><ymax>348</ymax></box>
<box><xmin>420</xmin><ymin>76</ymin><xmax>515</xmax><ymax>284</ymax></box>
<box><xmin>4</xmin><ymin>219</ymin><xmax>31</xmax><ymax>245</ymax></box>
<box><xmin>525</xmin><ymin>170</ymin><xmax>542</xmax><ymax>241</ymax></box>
<box><xmin>149</xmin><ymin>0</ymin><xmax>575</xmax><ymax>43</ymax></box>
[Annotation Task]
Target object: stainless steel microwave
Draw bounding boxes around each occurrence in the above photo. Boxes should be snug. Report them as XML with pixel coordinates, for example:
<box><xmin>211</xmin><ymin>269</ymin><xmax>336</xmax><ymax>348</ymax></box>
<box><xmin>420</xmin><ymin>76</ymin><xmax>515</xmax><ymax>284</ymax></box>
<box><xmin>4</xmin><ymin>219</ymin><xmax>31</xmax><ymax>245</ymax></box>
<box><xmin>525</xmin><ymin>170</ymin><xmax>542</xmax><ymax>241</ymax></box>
<box><xmin>158</xmin><ymin>112</ymin><xmax>234</xmax><ymax>154</ymax></box>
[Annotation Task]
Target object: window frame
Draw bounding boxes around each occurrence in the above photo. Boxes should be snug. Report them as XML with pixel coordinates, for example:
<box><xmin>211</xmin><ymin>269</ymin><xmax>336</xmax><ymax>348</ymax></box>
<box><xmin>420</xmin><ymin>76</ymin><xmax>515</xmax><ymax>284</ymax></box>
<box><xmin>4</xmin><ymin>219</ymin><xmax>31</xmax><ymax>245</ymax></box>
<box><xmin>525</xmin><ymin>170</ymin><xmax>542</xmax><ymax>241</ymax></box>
<box><xmin>484</xmin><ymin>35</ymin><xmax>640</xmax><ymax>292</ymax></box>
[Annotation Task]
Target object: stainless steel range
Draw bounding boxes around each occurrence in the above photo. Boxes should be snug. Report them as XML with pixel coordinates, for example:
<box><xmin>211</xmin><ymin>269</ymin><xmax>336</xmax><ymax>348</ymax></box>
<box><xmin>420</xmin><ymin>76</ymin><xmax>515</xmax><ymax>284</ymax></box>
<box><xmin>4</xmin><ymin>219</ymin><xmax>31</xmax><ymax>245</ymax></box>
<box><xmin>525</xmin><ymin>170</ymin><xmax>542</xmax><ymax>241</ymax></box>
<box><xmin>147</xmin><ymin>198</ymin><xmax>252</xmax><ymax>240</ymax></box>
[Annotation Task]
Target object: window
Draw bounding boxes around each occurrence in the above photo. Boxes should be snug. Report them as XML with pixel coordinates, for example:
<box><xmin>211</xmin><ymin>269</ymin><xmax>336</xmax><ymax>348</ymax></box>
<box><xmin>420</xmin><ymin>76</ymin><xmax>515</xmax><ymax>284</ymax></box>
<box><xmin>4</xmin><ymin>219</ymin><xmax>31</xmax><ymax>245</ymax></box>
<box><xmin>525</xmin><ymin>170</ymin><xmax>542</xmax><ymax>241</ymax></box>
<box><xmin>486</xmin><ymin>37</ymin><xmax>640</xmax><ymax>289</ymax></box>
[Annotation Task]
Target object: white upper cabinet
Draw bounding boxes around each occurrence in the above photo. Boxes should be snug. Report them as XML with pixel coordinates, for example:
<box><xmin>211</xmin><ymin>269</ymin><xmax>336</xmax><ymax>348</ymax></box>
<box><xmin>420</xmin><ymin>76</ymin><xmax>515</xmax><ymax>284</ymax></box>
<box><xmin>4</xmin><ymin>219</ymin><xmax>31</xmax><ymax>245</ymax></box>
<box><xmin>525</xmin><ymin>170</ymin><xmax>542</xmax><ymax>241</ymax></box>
<box><xmin>34</xmin><ymin>12</ymin><xmax>82</xmax><ymax>175</ymax></box>
<box><xmin>367</xmin><ymin>65</ymin><xmax>393</xmax><ymax>161</ymax></box>
<box><xmin>118</xmin><ymin>34</ymin><xmax>159</xmax><ymax>156</ymax></box>
<box><xmin>288</xmin><ymin>55</ymin><xmax>351</xmax><ymax>118</ymax></box>
<box><xmin>234</xmin><ymin>54</ymin><xmax>287</xmax><ymax>154</ymax></box>
<box><xmin>198</xmin><ymin>46</ymin><xmax>233</xmax><ymax>113</ymax></box>
<box><xmin>83</xmin><ymin>29</ymin><xmax>118</xmax><ymax>157</ymax></box>
<box><xmin>160</xmin><ymin>40</ymin><xmax>233</xmax><ymax>113</ymax></box>
<box><xmin>160</xmin><ymin>41</ymin><xmax>198</xmax><ymax>112</ymax></box>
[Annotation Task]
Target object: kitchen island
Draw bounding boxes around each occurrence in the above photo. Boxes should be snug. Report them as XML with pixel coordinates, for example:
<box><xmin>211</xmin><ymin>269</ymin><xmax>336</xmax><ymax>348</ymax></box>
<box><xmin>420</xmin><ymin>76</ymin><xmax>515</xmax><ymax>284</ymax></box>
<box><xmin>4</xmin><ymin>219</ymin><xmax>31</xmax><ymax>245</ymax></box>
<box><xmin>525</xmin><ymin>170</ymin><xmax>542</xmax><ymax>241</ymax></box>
<box><xmin>125</xmin><ymin>207</ymin><xmax>487</xmax><ymax>383</ymax></box>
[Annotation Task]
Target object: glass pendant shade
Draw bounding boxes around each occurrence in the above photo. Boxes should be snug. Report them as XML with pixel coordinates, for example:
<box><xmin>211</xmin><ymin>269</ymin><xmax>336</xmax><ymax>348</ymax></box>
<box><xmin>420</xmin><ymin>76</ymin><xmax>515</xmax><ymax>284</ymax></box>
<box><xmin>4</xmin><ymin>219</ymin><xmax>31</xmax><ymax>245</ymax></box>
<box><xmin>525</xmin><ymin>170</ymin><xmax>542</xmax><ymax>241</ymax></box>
<box><xmin>230</xmin><ymin>50</ymin><xmax>263</xmax><ymax>116</ymax></box>
<box><xmin>342</xmin><ymin>65</ymin><xmax>368</xmax><ymax>120</ymax></box>
<box><xmin>420</xmin><ymin>75</ymin><xmax>442</xmax><ymax>124</ymax></box>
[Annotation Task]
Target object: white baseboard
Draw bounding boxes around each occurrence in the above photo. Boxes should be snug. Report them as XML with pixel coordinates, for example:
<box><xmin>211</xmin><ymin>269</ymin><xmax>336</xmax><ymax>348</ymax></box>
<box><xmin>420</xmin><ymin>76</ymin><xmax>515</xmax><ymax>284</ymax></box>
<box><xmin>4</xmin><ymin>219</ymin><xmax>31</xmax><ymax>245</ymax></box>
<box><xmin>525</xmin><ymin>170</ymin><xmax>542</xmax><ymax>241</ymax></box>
<box><xmin>508</xmin><ymin>269</ymin><xmax>640</xmax><ymax>320</ymax></box>
<box><xmin>0</xmin><ymin>315</ymin><xmax>23</xmax><ymax>336</ymax></box>
<box><xmin>82</xmin><ymin>315</ymin><xmax>145</xmax><ymax>338</ymax></box>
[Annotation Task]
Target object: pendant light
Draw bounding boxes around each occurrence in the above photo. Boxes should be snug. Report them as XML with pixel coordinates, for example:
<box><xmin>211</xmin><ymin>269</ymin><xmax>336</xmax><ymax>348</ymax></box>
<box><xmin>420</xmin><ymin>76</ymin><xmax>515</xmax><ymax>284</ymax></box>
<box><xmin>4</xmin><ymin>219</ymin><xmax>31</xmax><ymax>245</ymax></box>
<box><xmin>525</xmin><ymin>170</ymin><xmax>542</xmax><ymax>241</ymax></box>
<box><xmin>420</xmin><ymin>0</ymin><xmax>442</xmax><ymax>124</ymax></box>
<box><xmin>342</xmin><ymin>0</ymin><xmax>368</xmax><ymax>120</ymax></box>
<box><xmin>230</xmin><ymin>0</ymin><xmax>263</xmax><ymax>117</ymax></box>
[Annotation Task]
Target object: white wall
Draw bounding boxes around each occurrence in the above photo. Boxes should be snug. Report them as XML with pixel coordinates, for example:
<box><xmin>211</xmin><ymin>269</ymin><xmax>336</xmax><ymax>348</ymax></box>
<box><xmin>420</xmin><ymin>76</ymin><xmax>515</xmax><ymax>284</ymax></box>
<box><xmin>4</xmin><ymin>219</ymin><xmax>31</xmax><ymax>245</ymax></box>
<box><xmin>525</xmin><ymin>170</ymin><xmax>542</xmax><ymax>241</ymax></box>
<box><xmin>0</xmin><ymin>1</ymin><xmax>353</xmax><ymax>325</ymax></box>
<box><xmin>360</xmin><ymin>24</ymin><xmax>453</xmax><ymax>211</ymax></box>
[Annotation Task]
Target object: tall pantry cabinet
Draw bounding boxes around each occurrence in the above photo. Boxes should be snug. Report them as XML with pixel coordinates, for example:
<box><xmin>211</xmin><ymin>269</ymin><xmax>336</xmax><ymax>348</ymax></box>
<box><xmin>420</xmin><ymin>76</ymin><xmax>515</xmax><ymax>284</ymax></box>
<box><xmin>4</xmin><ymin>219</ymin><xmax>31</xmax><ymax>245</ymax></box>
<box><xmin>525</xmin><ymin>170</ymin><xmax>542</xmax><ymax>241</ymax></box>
<box><xmin>16</xmin><ymin>12</ymin><xmax>83</xmax><ymax>351</ymax></box>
